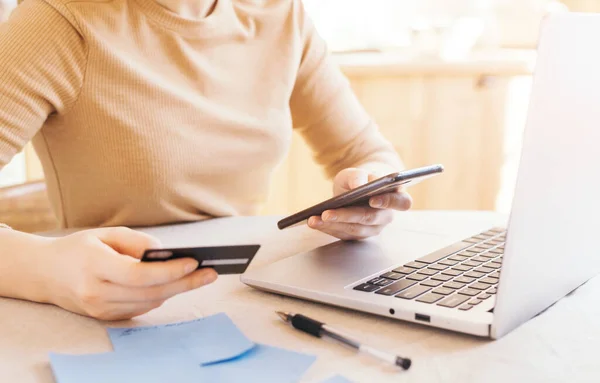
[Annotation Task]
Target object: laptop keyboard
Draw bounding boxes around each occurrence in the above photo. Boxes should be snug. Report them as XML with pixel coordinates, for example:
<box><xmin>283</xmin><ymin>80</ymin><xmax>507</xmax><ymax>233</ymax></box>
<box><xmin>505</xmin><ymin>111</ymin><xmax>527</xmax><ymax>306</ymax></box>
<box><xmin>352</xmin><ymin>228</ymin><xmax>505</xmax><ymax>311</ymax></box>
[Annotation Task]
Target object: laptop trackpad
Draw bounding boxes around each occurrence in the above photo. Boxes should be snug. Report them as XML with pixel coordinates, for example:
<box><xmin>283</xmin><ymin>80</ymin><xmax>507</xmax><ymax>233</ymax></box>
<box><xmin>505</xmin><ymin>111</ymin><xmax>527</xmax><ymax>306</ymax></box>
<box><xmin>249</xmin><ymin>231</ymin><xmax>445</xmax><ymax>290</ymax></box>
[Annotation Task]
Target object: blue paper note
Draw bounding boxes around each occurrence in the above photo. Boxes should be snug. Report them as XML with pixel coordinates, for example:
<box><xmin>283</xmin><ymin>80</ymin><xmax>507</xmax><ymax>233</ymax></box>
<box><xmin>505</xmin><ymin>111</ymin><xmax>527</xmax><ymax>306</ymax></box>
<box><xmin>49</xmin><ymin>348</ymin><xmax>200</xmax><ymax>383</ymax></box>
<box><xmin>51</xmin><ymin>313</ymin><xmax>316</xmax><ymax>383</ymax></box>
<box><xmin>107</xmin><ymin>312</ymin><xmax>254</xmax><ymax>365</ymax></box>
<box><xmin>321</xmin><ymin>374</ymin><xmax>354</xmax><ymax>383</ymax></box>
<box><xmin>200</xmin><ymin>343</ymin><xmax>317</xmax><ymax>383</ymax></box>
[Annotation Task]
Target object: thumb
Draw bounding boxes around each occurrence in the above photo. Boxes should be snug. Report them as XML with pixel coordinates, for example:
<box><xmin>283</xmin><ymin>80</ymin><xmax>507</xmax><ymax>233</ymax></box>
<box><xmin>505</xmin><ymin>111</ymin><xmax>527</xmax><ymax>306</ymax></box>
<box><xmin>334</xmin><ymin>168</ymin><xmax>370</xmax><ymax>195</ymax></box>
<box><xmin>93</xmin><ymin>227</ymin><xmax>163</xmax><ymax>259</ymax></box>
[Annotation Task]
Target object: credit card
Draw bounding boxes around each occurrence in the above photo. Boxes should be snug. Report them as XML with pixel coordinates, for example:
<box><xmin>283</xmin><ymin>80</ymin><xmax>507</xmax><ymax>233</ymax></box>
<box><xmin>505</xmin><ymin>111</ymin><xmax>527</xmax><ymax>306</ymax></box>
<box><xmin>141</xmin><ymin>244</ymin><xmax>261</xmax><ymax>275</ymax></box>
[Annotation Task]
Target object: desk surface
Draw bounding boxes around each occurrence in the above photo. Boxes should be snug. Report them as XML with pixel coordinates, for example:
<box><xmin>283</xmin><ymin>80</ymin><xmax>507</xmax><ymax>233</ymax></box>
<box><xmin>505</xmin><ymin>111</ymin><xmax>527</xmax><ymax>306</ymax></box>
<box><xmin>2</xmin><ymin>211</ymin><xmax>599</xmax><ymax>383</ymax></box>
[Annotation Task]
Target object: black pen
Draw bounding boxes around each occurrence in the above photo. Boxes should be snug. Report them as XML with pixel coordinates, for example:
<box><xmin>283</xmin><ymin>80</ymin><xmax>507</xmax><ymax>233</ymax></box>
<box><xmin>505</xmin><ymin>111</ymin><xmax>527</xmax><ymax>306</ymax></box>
<box><xmin>276</xmin><ymin>311</ymin><xmax>411</xmax><ymax>370</ymax></box>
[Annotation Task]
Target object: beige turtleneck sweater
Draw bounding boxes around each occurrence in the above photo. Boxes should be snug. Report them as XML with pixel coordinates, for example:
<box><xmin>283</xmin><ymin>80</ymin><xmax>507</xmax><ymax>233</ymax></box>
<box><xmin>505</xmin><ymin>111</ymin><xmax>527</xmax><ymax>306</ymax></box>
<box><xmin>0</xmin><ymin>0</ymin><xmax>401</xmax><ymax>229</ymax></box>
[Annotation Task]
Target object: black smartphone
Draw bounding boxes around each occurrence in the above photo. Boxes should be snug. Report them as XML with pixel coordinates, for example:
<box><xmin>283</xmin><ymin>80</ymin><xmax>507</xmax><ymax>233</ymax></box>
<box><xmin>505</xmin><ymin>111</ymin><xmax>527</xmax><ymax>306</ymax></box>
<box><xmin>141</xmin><ymin>245</ymin><xmax>261</xmax><ymax>275</ymax></box>
<box><xmin>277</xmin><ymin>164</ymin><xmax>444</xmax><ymax>230</ymax></box>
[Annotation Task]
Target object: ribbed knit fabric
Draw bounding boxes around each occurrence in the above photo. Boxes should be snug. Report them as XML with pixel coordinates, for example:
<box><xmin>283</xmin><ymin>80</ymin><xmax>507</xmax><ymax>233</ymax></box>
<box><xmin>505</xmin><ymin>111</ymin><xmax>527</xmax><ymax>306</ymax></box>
<box><xmin>0</xmin><ymin>0</ymin><xmax>401</xmax><ymax>229</ymax></box>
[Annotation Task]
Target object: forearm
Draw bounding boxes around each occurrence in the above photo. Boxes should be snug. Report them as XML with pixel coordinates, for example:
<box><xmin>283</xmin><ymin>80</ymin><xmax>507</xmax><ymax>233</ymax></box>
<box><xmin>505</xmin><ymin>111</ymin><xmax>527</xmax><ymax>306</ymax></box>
<box><xmin>0</xmin><ymin>228</ymin><xmax>51</xmax><ymax>303</ymax></box>
<box><xmin>317</xmin><ymin>120</ymin><xmax>404</xmax><ymax>178</ymax></box>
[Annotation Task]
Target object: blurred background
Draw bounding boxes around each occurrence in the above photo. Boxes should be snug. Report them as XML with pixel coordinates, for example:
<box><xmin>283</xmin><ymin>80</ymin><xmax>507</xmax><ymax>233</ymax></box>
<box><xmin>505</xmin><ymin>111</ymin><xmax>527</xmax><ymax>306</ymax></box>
<box><xmin>0</xmin><ymin>0</ymin><xmax>598</xmax><ymax>231</ymax></box>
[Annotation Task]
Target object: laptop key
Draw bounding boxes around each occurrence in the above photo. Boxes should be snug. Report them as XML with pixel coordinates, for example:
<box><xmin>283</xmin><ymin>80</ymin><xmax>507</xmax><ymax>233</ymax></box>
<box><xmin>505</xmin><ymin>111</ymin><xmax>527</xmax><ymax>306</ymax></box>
<box><xmin>421</xmin><ymin>279</ymin><xmax>443</xmax><ymax>288</ymax></box>
<box><xmin>380</xmin><ymin>272</ymin><xmax>404</xmax><ymax>280</ymax></box>
<box><xmin>374</xmin><ymin>279</ymin><xmax>417</xmax><ymax>296</ymax></box>
<box><xmin>468</xmin><ymin>299</ymin><xmax>482</xmax><ymax>305</ymax></box>
<box><xmin>353</xmin><ymin>283</ymin><xmax>381</xmax><ymax>292</ymax></box>
<box><xmin>489</xmin><ymin>249</ymin><xmax>504</xmax><ymax>254</ymax></box>
<box><xmin>485</xmin><ymin>263</ymin><xmax>502</xmax><ymax>270</ymax></box>
<box><xmin>428</xmin><ymin>263</ymin><xmax>449</xmax><ymax>271</ymax></box>
<box><xmin>472</xmin><ymin>256</ymin><xmax>490</xmax><ymax>263</ymax></box>
<box><xmin>421</xmin><ymin>279</ymin><xmax>443</xmax><ymax>287</ymax></box>
<box><xmin>488</xmin><ymin>287</ymin><xmax>497</xmax><ymax>294</ymax></box>
<box><xmin>464</xmin><ymin>271</ymin><xmax>485</xmax><ymax>279</ymax></box>
<box><xmin>458</xmin><ymin>251</ymin><xmax>475</xmax><ymax>257</ymax></box>
<box><xmin>395</xmin><ymin>285</ymin><xmax>431</xmax><ymax>300</ymax></box>
<box><xmin>439</xmin><ymin>259</ymin><xmax>459</xmax><ymax>267</ymax></box>
<box><xmin>464</xmin><ymin>238</ymin><xmax>480</xmax><ymax>244</ymax></box>
<box><xmin>392</xmin><ymin>266</ymin><xmax>416</xmax><ymax>275</ymax></box>
<box><xmin>469</xmin><ymin>282</ymin><xmax>490</xmax><ymax>291</ymax></box>
<box><xmin>454</xmin><ymin>276</ymin><xmax>475</xmax><ymax>284</ymax></box>
<box><xmin>441</xmin><ymin>269</ymin><xmax>462</xmax><ymax>277</ymax></box>
<box><xmin>458</xmin><ymin>304</ymin><xmax>473</xmax><ymax>311</ymax></box>
<box><xmin>452</xmin><ymin>265</ymin><xmax>472</xmax><ymax>272</ymax></box>
<box><xmin>419</xmin><ymin>268</ymin><xmax>439</xmax><ymax>276</ymax></box>
<box><xmin>479</xmin><ymin>293</ymin><xmax>492</xmax><ymax>300</ymax></box>
<box><xmin>405</xmin><ymin>261</ymin><xmax>428</xmax><ymax>269</ymax></box>
<box><xmin>431</xmin><ymin>274</ymin><xmax>453</xmax><ymax>282</ymax></box>
<box><xmin>374</xmin><ymin>279</ymin><xmax>394</xmax><ymax>287</ymax></box>
<box><xmin>480</xmin><ymin>277</ymin><xmax>499</xmax><ymax>285</ymax></box>
<box><xmin>443</xmin><ymin>281</ymin><xmax>466</xmax><ymax>290</ymax></box>
<box><xmin>432</xmin><ymin>287</ymin><xmax>454</xmax><ymax>295</ymax></box>
<box><xmin>475</xmin><ymin>266</ymin><xmax>494</xmax><ymax>274</ymax></box>
<box><xmin>458</xmin><ymin>288</ymin><xmax>480</xmax><ymax>296</ymax></box>
<box><xmin>477</xmin><ymin>243</ymin><xmax>494</xmax><ymax>249</ymax></box>
<box><xmin>479</xmin><ymin>252</ymin><xmax>497</xmax><ymax>259</ymax></box>
<box><xmin>416</xmin><ymin>292</ymin><xmax>445</xmax><ymax>304</ymax></box>
<box><xmin>438</xmin><ymin>294</ymin><xmax>471</xmax><ymax>308</ymax></box>
<box><xmin>449</xmin><ymin>255</ymin><xmax>469</xmax><ymax>262</ymax></box>
<box><xmin>463</xmin><ymin>260</ymin><xmax>482</xmax><ymax>267</ymax></box>
<box><xmin>490</xmin><ymin>271</ymin><xmax>501</xmax><ymax>279</ymax></box>
<box><xmin>407</xmin><ymin>273</ymin><xmax>429</xmax><ymax>281</ymax></box>
<box><xmin>415</xmin><ymin>241</ymin><xmax>471</xmax><ymax>264</ymax></box>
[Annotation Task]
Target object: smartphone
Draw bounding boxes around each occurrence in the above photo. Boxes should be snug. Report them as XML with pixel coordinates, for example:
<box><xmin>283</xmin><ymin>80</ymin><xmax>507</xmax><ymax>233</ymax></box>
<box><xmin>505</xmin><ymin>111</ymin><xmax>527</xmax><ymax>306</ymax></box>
<box><xmin>141</xmin><ymin>245</ymin><xmax>261</xmax><ymax>275</ymax></box>
<box><xmin>277</xmin><ymin>164</ymin><xmax>444</xmax><ymax>230</ymax></box>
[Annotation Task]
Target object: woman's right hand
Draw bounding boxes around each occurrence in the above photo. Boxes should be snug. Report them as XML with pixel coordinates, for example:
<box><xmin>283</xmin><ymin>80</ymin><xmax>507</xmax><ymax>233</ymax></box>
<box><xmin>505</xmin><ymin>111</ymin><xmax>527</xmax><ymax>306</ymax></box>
<box><xmin>37</xmin><ymin>227</ymin><xmax>218</xmax><ymax>320</ymax></box>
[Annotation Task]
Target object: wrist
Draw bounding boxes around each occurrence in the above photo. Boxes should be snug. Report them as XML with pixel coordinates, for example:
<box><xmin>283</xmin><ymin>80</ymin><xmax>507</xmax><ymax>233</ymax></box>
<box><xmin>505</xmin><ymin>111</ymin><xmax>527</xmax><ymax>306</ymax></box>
<box><xmin>0</xmin><ymin>230</ymin><xmax>55</xmax><ymax>304</ymax></box>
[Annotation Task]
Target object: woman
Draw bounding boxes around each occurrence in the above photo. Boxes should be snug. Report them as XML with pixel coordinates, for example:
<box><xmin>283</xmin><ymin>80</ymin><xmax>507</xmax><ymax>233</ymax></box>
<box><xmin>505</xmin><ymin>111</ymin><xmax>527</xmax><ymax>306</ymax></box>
<box><xmin>0</xmin><ymin>0</ymin><xmax>411</xmax><ymax>320</ymax></box>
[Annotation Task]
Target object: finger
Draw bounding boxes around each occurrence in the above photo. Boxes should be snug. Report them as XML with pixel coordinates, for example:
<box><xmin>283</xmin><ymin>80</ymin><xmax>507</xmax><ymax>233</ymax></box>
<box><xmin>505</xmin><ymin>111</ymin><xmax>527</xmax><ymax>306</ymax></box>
<box><xmin>308</xmin><ymin>217</ymin><xmax>384</xmax><ymax>240</ymax></box>
<box><xmin>93</xmin><ymin>227</ymin><xmax>162</xmax><ymax>259</ymax></box>
<box><xmin>347</xmin><ymin>169</ymin><xmax>370</xmax><ymax>190</ymax></box>
<box><xmin>321</xmin><ymin>207</ymin><xmax>393</xmax><ymax>226</ymax></box>
<box><xmin>333</xmin><ymin>168</ymin><xmax>370</xmax><ymax>195</ymax></box>
<box><xmin>105</xmin><ymin>268</ymin><xmax>218</xmax><ymax>303</ymax></box>
<box><xmin>307</xmin><ymin>217</ymin><xmax>359</xmax><ymax>240</ymax></box>
<box><xmin>96</xmin><ymin>252</ymin><xmax>200</xmax><ymax>287</ymax></box>
<box><xmin>369</xmin><ymin>191</ymin><xmax>412</xmax><ymax>211</ymax></box>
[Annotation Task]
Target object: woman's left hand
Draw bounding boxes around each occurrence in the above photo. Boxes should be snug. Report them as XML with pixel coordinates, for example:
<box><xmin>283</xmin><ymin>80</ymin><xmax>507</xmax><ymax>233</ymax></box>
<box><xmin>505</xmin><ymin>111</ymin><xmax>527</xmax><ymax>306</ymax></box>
<box><xmin>307</xmin><ymin>168</ymin><xmax>412</xmax><ymax>240</ymax></box>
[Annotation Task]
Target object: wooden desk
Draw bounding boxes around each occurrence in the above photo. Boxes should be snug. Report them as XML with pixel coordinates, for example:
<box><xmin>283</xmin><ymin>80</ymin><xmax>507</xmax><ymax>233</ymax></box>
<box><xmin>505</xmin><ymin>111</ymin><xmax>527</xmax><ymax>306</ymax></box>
<box><xmin>2</xmin><ymin>211</ymin><xmax>599</xmax><ymax>382</ymax></box>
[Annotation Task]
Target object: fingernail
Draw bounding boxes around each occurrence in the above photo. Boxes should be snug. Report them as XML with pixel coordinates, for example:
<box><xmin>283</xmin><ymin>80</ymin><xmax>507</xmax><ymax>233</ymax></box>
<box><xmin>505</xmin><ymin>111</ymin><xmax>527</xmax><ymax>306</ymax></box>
<box><xmin>324</xmin><ymin>212</ymin><xmax>337</xmax><ymax>222</ymax></box>
<box><xmin>185</xmin><ymin>261</ymin><xmax>198</xmax><ymax>274</ymax></box>
<box><xmin>371</xmin><ymin>198</ymin><xmax>383</xmax><ymax>207</ymax></box>
<box><xmin>311</xmin><ymin>217</ymin><xmax>323</xmax><ymax>227</ymax></box>
<box><xmin>204</xmin><ymin>271</ymin><xmax>218</xmax><ymax>284</ymax></box>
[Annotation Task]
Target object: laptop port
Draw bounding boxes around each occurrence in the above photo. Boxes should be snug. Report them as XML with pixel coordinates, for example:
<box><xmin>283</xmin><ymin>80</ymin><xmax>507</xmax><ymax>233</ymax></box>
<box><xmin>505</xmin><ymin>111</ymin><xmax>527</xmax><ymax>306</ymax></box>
<box><xmin>415</xmin><ymin>314</ymin><xmax>431</xmax><ymax>323</ymax></box>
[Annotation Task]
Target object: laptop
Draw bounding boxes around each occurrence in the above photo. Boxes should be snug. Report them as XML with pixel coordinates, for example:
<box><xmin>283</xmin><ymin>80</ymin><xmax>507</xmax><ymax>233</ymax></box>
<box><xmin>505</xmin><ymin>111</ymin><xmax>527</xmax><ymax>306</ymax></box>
<box><xmin>241</xmin><ymin>12</ymin><xmax>600</xmax><ymax>339</ymax></box>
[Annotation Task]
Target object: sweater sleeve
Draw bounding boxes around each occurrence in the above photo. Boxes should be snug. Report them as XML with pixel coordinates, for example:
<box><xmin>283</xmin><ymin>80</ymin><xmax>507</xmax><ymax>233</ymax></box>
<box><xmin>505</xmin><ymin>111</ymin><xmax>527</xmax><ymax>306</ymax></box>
<box><xmin>0</xmin><ymin>0</ymin><xmax>87</xmax><ymax>170</ymax></box>
<box><xmin>289</xmin><ymin>1</ymin><xmax>403</xmax><ymax>179</ymax></box>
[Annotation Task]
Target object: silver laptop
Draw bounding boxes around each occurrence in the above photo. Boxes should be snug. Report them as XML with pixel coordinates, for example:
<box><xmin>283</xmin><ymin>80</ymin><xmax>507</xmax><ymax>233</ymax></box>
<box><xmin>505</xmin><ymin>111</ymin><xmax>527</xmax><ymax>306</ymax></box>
<box><xmin>241</xmin><ymin>12</ymin><xmax>600</xmax><ymax>339</ymax></box>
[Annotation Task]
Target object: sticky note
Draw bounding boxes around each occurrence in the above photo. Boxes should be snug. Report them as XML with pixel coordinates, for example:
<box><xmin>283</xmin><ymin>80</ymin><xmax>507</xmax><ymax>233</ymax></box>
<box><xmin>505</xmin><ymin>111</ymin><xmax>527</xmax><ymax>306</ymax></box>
<box><xmin>49</xmin><ymin>348</ymin><xmax>200</xmax><ymax>383</ymax></box>
<box><xmin>107</xmin><ymin>312</ymin><xmax>254</xmax><ymax>365</ymax></box>
<box><xmin>51</xmin><ymin>313</ymin><xmax>318</xmax><ymax>383</ymax></box>
<box><xmin>200</xmin><ymin>343</ymin><xmax>317</xmax><ymax>383</ymax></box>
